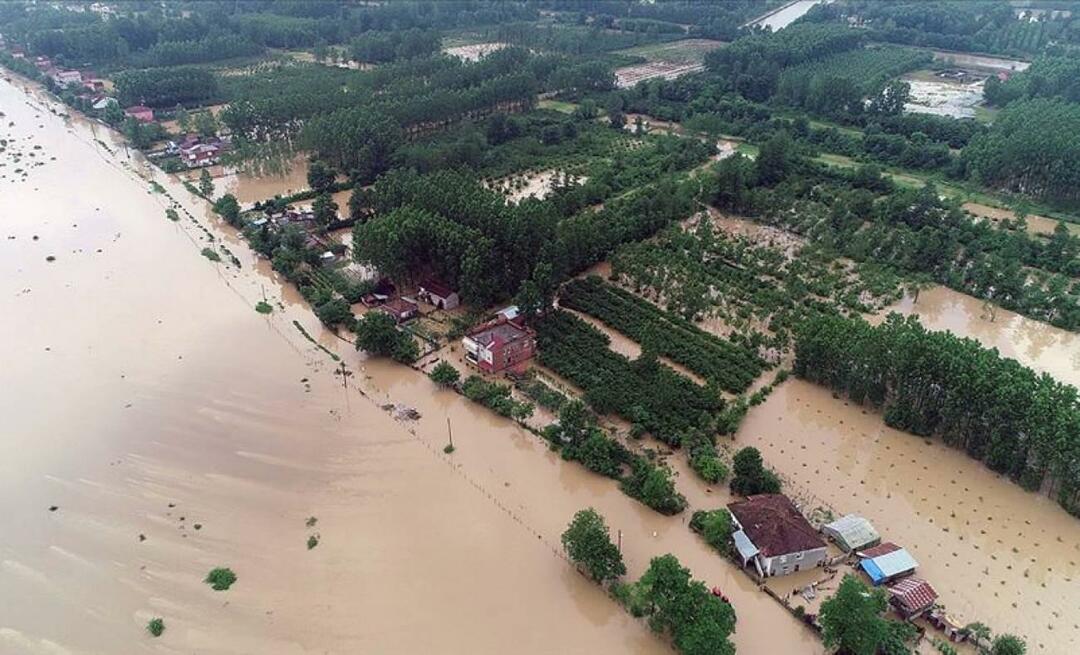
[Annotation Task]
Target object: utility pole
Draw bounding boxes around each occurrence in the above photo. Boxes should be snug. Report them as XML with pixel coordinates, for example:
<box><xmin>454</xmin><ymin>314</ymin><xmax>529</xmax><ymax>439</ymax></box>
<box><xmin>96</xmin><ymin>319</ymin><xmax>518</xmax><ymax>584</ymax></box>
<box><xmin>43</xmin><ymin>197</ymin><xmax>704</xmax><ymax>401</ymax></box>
<box><xmin>446</xmin><ymin>417</ymin><xmax>454</xmax><ymax>450</ymax></box>
<box><xmin>617</xmin><ymin>529</ymin><xmax>622</xmax><ymax>554</ymax></box>
<box><xmin>339</xmin><ymin>360</ymin><xmax>348</xmax><ymax>390</ymax></box>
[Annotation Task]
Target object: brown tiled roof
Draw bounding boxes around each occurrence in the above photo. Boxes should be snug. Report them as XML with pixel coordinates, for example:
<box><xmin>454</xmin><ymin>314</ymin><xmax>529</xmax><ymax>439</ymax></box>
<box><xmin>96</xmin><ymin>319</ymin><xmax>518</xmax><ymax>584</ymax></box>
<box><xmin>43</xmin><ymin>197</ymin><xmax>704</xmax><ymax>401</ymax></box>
<box><xmin>728</xmin><ymin>494</ymin><xmax>824</xmax><ymax>557</ymax></box>
<box><xmin>859</xmin><ymin>542</ymin><xmax>901</xmax><ymax>559</ymax></box>
<box><xmin>887</xmin><ymin>577</ymin><xmax>938</xmax><ymax>613</ymax></box>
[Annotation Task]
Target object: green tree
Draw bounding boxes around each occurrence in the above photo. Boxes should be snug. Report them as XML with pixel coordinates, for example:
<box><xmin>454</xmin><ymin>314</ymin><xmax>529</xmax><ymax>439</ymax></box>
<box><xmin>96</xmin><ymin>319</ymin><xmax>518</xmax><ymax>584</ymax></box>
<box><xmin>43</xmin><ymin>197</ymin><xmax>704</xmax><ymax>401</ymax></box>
<box><xmin>175</xmin><ymin>105</ymin><xmax>191</xmax><ymax>132</ymax></box>
<box><xmin>204</xmin><ymin>567</ymin><xmax>237</xmax><ymax>591</ymax></box>
<box><xmin>819</xmin><ymin>575</ymin><xmax>890</xmax><ymax>655</ymax></box>
<box><xmin>312</xmin><ymin>192</ymin><xmax>339</xmax><ymax>226</ymax></box>
<box><xmin>198</xmin><ymin>168</ymin><xmax>214</xmax><ymax>198</ymax></box>
<box><xmin>561</xmin><ymin>508</ymin><xmax>626</xmax><ymax>583</ymax></box>
<box><xmin>308</xmin><ymin>160</ymin><xmax>336</xmax><ymax>194</ymax></box>
<box><xmin>755</xmin><ymin>133</ymin><xmax>793</xmax><ymax>186</ymax></box>
<box><xmin>730</xmin><ymin>446</ymin><xmax>781</xmax><ymax>496</ymax></box>
<box><xmin>991</xmin><ymin>635</ymin><xmax>1027</xmax><ymax>655</ymax></box>
<box><xmin>213</xmin><ymin>193</ymin><xmax>241</xmax><ymax>227</ymax></box>
<box><xmin>348</xmin><ymin>185</ymin><xmax>367</xmax><ymax>222</ymax></box>
<box><xmin>429</xmin><ymin>361</ymin><xmax>460</xmax><ymax>387</ymax></box>
<box><xmin>355</xmin><ymin>312</ymin><xmax>404</xmax><ymax>357</ymax></box>
<box><xmin>193</xmin><ymin>111</ymin><xmax>218</xmax><ymax>138</ymax></box>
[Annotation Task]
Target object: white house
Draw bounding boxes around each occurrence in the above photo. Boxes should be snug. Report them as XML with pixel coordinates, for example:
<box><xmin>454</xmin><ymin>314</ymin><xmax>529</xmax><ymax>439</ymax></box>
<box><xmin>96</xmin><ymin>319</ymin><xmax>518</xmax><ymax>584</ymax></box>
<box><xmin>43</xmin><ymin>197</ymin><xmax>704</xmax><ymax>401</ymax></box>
<box><xmin>728</xmin><ymin>494</ymin><xmax>827</xmax><ymax>577</ymax></box>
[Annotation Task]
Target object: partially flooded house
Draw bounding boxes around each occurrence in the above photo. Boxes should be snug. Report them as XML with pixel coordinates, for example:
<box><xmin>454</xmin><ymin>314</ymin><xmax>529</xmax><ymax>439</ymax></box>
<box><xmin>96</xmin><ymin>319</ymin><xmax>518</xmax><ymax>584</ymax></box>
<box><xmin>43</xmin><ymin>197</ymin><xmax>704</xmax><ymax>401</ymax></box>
<box><xmin>462</xmin><ymin>316</ymin><xmax>536</xmax><ymax>374</ymax></box>
<box><xmin>727</xmin><ymin>494</ymin><xmax>827</xmax><ymax>577</ymax></box>
<box><xmin>857</xmin><ymin>542</ymin><xmax>919</xmax><ymax>586</ymax></box>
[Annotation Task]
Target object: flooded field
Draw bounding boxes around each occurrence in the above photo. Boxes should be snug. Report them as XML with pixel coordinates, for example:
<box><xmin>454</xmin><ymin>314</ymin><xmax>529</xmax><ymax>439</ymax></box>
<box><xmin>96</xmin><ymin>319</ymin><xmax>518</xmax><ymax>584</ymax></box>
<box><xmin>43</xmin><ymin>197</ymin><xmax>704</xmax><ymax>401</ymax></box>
<box><xmin>904</xmin><ymin>76</ymin><xmax>985</xmax><ymax>119</ymax></box>
<box><xmin>443</xmin><ymin>42</ymin><xmax>509</xmax><ymax>62</ymax></box>
<box><xmin>613</xmin><ymin>39</ymin><xmax>723</xmax><ymax>88</ymax></box>
<box><xmin>963</xmin><ymin>202</ymin><xmax>1080</xmax><ymax>238</ymax></box>
<box><xmin>0</xmin><ymin>74</ymin><xmax>824</xmax><ymax>654</ymax></box>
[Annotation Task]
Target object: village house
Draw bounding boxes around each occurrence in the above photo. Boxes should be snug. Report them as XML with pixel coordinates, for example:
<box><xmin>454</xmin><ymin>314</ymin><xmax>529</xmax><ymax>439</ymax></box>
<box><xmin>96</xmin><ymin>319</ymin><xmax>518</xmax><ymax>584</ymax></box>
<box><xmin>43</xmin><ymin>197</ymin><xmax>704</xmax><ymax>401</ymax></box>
<box><xmin>886</xmin><ymin>577</ymin><xmax>938</xmax><ymax>619</ymax></box>
<box><xmin>124</xmin><ymin>105</ymin><xmax>155</xmax><ymax>123</ymax></box>
<box><xmin>822</xmin><ymin>514</ymin><xmax>880</xmax><ymax>553</ymax></box>
<box><xmin>417</xmin><ymin>279</ymin><xmax>460</xmax><ymax>310</ymax></box>
<box><xmin>858</xmin><ymin>542</ymin><xmax>918</xmax><ymax>586</ymax></box>
<box><xmin>727</xmin><ymin>494</ymin><xmax>827</xmax><ymax>577</ymax></box>
<box><xmin>180</xmin><ymin>141</ymin><xmax>224</xmax><ymax>167</ymax></box>
<box><xmin>82</xmin><ymin>77</ymin><xmax>106</xmax><ymax>92</ymax></box>
<box><xmin>378</xmin><ymin>297</ymin><xmax>419</xmax><ymax>324</ymax></box>
<box><xmin>92</xmin><ymin>95</ymin><xmax>117</xmax><ymax>110</ymax></box>
<box><xmin>49</xmin><ymin>69</ymin><xmax>82</xmax><ymax>87</ymax></box>
<box><xmin>462</xmin><ymin>316</ymin><xmax>536</xmax><ymax>373</ymax></box>
<box><xmin>269</xmin><ymin>208</ymin><xmax>316</xmax><ymax>231</ymax></box>
<box><xmin>33</xmin><ymin>56</ymin><xmax>51</xmax><ymax>70</ymax></box>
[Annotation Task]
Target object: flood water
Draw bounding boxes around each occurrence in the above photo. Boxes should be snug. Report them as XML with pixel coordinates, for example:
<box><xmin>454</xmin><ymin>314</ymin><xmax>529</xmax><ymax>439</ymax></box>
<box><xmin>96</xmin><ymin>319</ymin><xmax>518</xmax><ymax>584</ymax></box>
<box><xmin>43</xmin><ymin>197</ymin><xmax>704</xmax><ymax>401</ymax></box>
<box><xmin>751</xmin><ymin>0</ymin><xmax>827</xmax><ymax>31</ymax></box>
<box><xmin>0</xmin><ymin>74</ymin><xmax>822</xmax><ymax>654</ymax></box>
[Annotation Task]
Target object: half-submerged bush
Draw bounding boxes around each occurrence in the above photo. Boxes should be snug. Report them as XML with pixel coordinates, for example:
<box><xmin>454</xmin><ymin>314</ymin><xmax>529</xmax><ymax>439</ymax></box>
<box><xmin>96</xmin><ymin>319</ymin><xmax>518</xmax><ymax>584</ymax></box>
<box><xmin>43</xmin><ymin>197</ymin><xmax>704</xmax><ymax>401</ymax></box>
<box><xmin>205</xmin><ymin>567</ymin><xmax>237</xmax><ymax>591</ymax></box>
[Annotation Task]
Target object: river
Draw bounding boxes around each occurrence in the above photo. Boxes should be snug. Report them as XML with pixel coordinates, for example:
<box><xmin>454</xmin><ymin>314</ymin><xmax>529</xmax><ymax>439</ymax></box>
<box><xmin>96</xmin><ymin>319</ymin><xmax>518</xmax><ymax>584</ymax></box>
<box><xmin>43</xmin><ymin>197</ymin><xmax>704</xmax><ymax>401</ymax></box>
<box><xmin>749</xmin><ymin>0</ymin><xmax>827</xmax><ymax>31</ymax></box>
<box><xmin>0</xmin><ymin>75</ymin><xmax>822</xmax><ymax>654</ymax></box>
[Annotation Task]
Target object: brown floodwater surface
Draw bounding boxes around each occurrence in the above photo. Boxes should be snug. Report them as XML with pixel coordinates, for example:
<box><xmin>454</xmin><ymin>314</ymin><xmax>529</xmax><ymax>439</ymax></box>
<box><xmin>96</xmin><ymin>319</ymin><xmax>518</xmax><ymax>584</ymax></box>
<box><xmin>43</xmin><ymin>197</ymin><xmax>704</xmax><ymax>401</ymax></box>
<box><xmin>0</xmin><ymin>76</ymin><xmax>821</xmax><ymax>654</ymax></box>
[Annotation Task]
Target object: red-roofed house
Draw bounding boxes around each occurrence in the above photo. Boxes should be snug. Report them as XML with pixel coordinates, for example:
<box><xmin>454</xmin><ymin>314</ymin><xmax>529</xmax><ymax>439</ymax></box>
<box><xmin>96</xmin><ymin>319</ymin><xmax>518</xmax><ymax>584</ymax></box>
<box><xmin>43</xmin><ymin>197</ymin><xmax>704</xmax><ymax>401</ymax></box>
<box><xmin>462</xmin><ymin>316</ymin><xmax>536</xmax><ymax>373</ymax></box>
<box><xmin>377</xmin><ymin>297</ymin><xmax>419</xmax><ymax>324</ymax></box>
<box><xmin>124</xmin><ymin>105</ymin><xmax>154</xmax><ymax>123</ymax></box>
<box><xmin>727</xmin><ymin>494</ymin><xmax>826</xmax><ymax>577</ymax></box>
<box><xmin>886</xmin><ymin>577</ymin><xmax>938</xmax><ymax>619</ymax></box>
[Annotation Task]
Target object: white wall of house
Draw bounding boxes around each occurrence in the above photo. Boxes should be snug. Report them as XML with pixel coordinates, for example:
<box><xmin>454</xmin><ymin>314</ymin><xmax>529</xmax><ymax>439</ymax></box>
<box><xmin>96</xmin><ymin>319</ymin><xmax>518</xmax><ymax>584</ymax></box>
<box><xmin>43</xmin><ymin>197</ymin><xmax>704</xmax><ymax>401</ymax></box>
<box><xmin>758</xmin><ymin>547</ymin><xmax>827</xmax><ymax>577</ymax></box>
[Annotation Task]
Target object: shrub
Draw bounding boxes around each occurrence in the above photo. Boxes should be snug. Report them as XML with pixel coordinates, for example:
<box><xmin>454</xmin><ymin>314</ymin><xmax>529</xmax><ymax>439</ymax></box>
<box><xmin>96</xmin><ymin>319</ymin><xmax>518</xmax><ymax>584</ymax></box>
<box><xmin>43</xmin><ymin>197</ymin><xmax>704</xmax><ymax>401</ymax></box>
<box><xmin>200</xmin><ymin>247</ymin><xmax>221</xmax><ymax>262</ymax></box>
<box><xmin>429</xmin><ymin>361</ymin><xmax>461</xmax><ymax>387</ymax></box>
<box><xmin>146</xmin><ymin>618</ymin><xmax>165</xmax><ymax>637</ymax></box>
<box><xmin>255</xmin><ymin>300</ymin><xmax>273</xmax><ymax>314</ymax></box>
<box><xmin>204</xmin><ymin>567</ymin><xmax>237</xmax><ymax>591</ymax></box>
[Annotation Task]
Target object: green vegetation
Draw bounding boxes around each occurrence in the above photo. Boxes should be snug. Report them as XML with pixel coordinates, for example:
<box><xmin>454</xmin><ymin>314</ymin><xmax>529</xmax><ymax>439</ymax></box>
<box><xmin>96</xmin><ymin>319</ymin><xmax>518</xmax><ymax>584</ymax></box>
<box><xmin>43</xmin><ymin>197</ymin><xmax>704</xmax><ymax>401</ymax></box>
<box><xmin>620</xmin><ymin>458</ymin><xmax>687</xmax><ymax>515</ymax></box>
<box><xmin>461</xmin><ymin>376</ymin><xmax>534</xmax><ymax>420</ymax></box>
<box><xmin>729</xmin><ymin>447</ymin><xmax>781</xmax><ymax>497</ymax></box>
<box><xmin>354</xmin><ymin>312</ymin><xmax>419</xmax><ymax>364</ymax></box>
<box><xmin>200</xmin><ymin>247</ymin><xmax>221</xmax><ymax>262</ymax></box>
<box><xmin>307</xmin><ymin>534</ymin><xmax>319</xmax><ymax>550</ymax></box>
<box><xmin>561</xmin><ymin>508</ymin><xmax>625</xmax><ymax>583</ymax></box>
<box><xmin>612</xmin><ymin>554</ymin><xmax>736</xmax><ymax>655</ymax></box>
<box><xmin>534</xmin><ymin>311</ymin><xmax>723</xmax><ymax>446</ymax></box>
<box><xmin>204</xmin><ymin>567</ymin><xmax>237</xmax><ymax>591</ymax></box>
<box><xmin>819</xmin><ymin>575</ymin><xmax>917</xmax><ymax>655</ymax></box>
<box><xmin>255</xmin><ymin>300</ymin><xmax>273</xmax><ymax>314</ymax></box>
<box><xmin>796</xmin><ymin>312</ymin><xmax>1080</xmax><ymax>515</ymax></box>
<box><xmin>559</xmin><ymin>276</ymin><xmax>763</xmax><ymax>393</ymax></box>
<box><xmin>428</xmin><ymin>361</ymin><xmax>461</xmax><ymax>388</ymax></box>
<box><xmin>146</xmin><ymin>618</ymin><xmax>165</xmax><ymax>638</ymax></box>
<box><xmin>689</xmin><ymin>509</ymin><xmax>734</xmax><ymax>556</ymax></box>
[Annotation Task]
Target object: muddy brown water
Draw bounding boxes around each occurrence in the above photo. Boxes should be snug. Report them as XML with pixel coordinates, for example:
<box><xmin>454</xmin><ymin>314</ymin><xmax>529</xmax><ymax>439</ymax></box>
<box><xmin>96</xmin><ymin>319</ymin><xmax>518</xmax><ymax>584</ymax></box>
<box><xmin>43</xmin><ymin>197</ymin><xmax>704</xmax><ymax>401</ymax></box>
<box><xmin>0</xmin><ymin>76</ymin><xmax>821</xmax><ymax>653</ymax></box>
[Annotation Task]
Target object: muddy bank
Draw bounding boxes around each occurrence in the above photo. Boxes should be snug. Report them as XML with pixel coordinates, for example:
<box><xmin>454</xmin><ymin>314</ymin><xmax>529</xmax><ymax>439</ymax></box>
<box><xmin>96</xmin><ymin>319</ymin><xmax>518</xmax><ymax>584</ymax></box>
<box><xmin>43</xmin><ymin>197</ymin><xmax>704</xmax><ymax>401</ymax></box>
<box><xmin>0</xmin><ymin>74</ymin><xmax>823</xmax><ymax>654</ymax></box>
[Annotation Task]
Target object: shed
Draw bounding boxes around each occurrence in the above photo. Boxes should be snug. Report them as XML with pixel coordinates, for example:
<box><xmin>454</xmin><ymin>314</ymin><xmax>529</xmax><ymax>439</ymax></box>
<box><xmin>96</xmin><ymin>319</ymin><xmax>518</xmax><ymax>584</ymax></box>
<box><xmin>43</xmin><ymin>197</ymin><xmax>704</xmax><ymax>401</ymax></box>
<box><xmin>860</xmin><ymin>545</ymin><xmax>918</xmax><ymax>586</ymax></box>
<box><xmin>732</xmin><ymin>529</ymin><xmax>759</xmax><ymax>566</ymax></box>
<box><xmin>418</xmin><ymin>279</ymin><xmax>460</xmax><ymax>310</ymax></box>
<box><xmin>822</xmin><ymin>514</ymin><xmax>880</xmax><ymax>552</ymax></box>
<box><xmin>378</xmin><ymin>297</ymin><xmax>419</xmax><ymax>324</ymax></box>
<box><xmin>887</xmin><ymin>577</ymin><xmax>938</xmax><ymax>619</ymax></box>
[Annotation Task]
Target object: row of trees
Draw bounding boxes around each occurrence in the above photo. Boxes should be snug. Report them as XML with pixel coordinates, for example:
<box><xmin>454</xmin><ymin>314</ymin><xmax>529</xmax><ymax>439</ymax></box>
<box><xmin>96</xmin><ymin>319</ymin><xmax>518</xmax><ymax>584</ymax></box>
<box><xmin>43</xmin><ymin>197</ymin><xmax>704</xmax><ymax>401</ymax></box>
<box><xmin>795</xmin><ymin>312</ymin><xmax>1080</xmax><ymax>516</ymax></box>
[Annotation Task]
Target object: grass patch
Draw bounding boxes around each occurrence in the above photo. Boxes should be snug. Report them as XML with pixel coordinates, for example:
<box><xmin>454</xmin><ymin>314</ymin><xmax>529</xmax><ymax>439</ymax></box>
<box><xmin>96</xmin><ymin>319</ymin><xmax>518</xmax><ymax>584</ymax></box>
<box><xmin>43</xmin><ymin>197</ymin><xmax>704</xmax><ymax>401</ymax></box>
<box><xmin>255</xmin><ymin>300</ymin><xmax>273</xmax><ymax>314</ymax></box>
<box><xmin>204</xmin><ymin>567</ymin><xmax>237</xmax><ymax>591</ymax></box>
<box><xmin>292</xmin><ymin>320</ymin><xmax>341</xmax><ymax>361</ymax></box>
<box><xmin>146</xmin><ymin>618</ymin><xmax>165</xmax><ymax>637</ymax></box>
<box><xmin>538</xmin><ymin>99</ymin><xmax>579</xmax><ymax>114</ymax></box>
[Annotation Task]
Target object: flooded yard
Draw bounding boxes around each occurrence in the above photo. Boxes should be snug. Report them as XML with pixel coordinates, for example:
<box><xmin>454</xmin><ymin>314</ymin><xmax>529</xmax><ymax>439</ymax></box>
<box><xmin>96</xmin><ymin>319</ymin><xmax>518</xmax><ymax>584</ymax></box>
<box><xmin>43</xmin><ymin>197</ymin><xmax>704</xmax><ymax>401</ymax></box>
<box><xmin>904</xmin><ymin>75</ymin><xmax>986</xmax><ymax>119</ymax></box>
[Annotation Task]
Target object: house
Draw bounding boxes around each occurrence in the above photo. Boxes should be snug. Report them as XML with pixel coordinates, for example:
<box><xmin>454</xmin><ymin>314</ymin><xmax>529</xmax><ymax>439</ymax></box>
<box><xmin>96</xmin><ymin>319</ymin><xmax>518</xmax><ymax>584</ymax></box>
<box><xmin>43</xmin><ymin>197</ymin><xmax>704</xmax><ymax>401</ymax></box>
<box><xmin>462</xmin><ymin>316</ymin><xmax>536</xmax><ymax>373</ymax></box>
<box><xmin>34</xmin><ymin>56</ymin><xmax>51</xmax><ymax>70</ymax></box>
<box><xmin>83</xmin><ymin>77</ymin><xmax>106</xmax><ymax>92</ymax></box>
<box><xmin>886</xmin><ymin>577</ymin><xmax>938</xmax><ymax>619</ymax></box>
<box><xmin>496</xmin><ymin>305</ymin><xmax>520</xmax><ymax>321</ymax></box>
<box><xmin>378</xmin><ymin>297</ymin><xmax>419</xmax><ymax>324</ymax></box>
<box><xmin>727</xmin><ymin>494</ymin><xmax>827</xmax><ymax>577</ymax></box>
<box><xmin>124</xmin><ymin>105</ymin><xmax>154</xmax><ymax>123</ymax></box>
<box><xmin>418</xmin><ymin>279</ymin><xmax>460</xmax><ymax>310</ymax></box>
<box><xmin>858</xmin><ymin>542</ymin><xmax>918</xmax><ymax>586</ymax></box>
<box><xmin>91</xmin><ymin>95</ymin><xmax>117</xmax><ymax>110</ymax></box>
<box><xmin>49</xmin><ymin>69</ymin><xmax>82</xmax><ymax>87</ymax></box>
<box><xmin>180</xmin><ymin>141</ymin><xmax>223</xmax><ymax>167</ymax></box>
<box><xmin>822</xmin><ymin>514</ymin><xmax>880</xmax><ymax>552</ymax></box>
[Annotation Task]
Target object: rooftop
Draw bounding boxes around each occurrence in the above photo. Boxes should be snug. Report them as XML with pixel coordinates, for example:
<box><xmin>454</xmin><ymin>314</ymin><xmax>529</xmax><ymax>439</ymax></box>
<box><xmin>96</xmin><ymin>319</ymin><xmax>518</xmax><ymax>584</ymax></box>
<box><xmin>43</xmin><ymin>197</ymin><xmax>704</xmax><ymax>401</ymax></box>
<box><xmin>420</xmin><ymin>278</ymin><xmax>456</xmax><ymax>298</ymax></box>
<box><xmin>823</xmin><ymin>514</ymin><xmax>879</xmax><ymax>550</ymax></box>
<box><xmin>728</xmin><ymin>494</ymin><xmax>825</xmax><ymax>557</ymax></box>
<box><xmin>859</xmin><ymin>542</ymin><xmax>901</xmax><ymax>559</ymax></box>
<box><xmin>466</xmin><ymin>318</ymin><xmax>532</xmax><ymax>348</ymax></box>
<box><xmin>887</xmin><ymin>577</ymin><xmax>938</xmax><ymax>613</ymax></box>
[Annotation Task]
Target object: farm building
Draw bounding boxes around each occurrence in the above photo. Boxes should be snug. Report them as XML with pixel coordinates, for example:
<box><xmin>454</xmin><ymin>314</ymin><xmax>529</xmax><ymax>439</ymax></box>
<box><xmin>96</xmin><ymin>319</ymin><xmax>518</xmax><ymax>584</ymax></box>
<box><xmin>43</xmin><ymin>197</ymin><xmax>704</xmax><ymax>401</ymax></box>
<box><xmin>727</xmin><ymin>494</ymin><xmax>827</xmax><ymax>577</ymax></box>
<box><xmin>858</xmin><ymin>542</ymin><xmax>918</xmax><ymax>586</ymax></box>
<box><xmin>886</xmin><ymin>577</ymin><xmax>938</xmax><ymax>619</ymax></box>
<box><xmin>462</xmin><ymin>316</ymin><xmax>536</xmax><ymax>373</ymax></box>
<box><xmin>48</xmin><ymin>69</ymin><xmax>82</xmax><ymax>87</ymax></box>
<box><xmin>377</xmin><ymin>297</ymin><xmax>419</xmax><ymax>324</ymax></box>
<box><xmin>124</xmin><ymin>105</ymin><xmax>155</xmax><ymax>122</ymax></box>
<box><xmin>822</xmin><ymin>514</ymin><xmax>880</xmax><ymax>552</ymax></box>
<box><xmin>418</xmin><ymin>279</ymin><xmax>460</xmax><ymax>310</ymax></box>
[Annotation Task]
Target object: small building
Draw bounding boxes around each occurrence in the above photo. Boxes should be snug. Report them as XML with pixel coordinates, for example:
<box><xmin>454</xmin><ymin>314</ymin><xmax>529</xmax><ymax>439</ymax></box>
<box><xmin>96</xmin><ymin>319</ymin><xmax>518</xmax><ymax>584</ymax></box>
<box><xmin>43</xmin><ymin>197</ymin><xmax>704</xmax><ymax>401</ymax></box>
<box><xmin>727</xmin><ymin>494</ymin><xmax>827</xmax><ymax>577</ymax></box>
<box><xmin>33</xmin><ymin>56</ymin><xmax>51</xmax><ymax>70</ymax></box>
<box><xmin>496</xmin><ymin>305</ymin><xmax>520</xmax><ymax>321</ymax></box>
<box><xmin>49</xmin><ymin>69</ymin><xmax>82</xmax><ymax>87</ymax></box>
<box><xmin>180</xmin><ymin>141</ymin><xmax>222</xmax><ymax>167</ymax></box>
<box><xmin>91</xmin><ymin>95</ymin><xmax>117</xmax><ymax>110</ymax></box>
<box><xmin>858</xmin><ymin>542</ymin><xmax>918</xmax><ymax>586</ymax></box>
<box><xmin>463</xmin><ymin>316</ymin><xmax>536</xmax><ymax>373</ymax></box>
<box><xmin>124</xmin><ymin>105</ymin><xmax>155</xmax><ymax>123</ymax></box>
<box><xmin>83</xmin><ymin>77</ymin><xmax>106</xmax><ymax>92</ymax></box>
<box><xmin>822</xmin><ymin>514</ymin><xmax>880</xmax><ymax>552</ymax></box>
<box><xmin>378</xmin><ymin>297</ymin><xmax>419</xmax><ymax>324</ymax></box>
<box><xmin>886</xmin><ymin>577</ymin><xmax>938</xmax><ymax>619</ymax></box>
<box><xmin>418</xmin><ymin>279</ymin><xmax>460</xmax><ymax>310</ymax></box>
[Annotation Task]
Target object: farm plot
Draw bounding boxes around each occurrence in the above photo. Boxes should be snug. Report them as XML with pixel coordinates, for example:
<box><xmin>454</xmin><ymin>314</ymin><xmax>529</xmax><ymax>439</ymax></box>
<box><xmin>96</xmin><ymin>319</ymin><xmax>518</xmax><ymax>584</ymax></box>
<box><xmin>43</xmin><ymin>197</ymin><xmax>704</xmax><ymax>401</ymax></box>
<box><xmin>559</xmin><ymin>276</ymin><xmax>763</xmax><ymax>393</ymax></box>
<box><xmin>613</xmin><ymin>38</ymin><xmax>725</xmax><ymax>88</ymax></box>
<box><xmin>533</xmin><ymin>310</ymin><xmax>724</xmax><ymax>447</ymax></box>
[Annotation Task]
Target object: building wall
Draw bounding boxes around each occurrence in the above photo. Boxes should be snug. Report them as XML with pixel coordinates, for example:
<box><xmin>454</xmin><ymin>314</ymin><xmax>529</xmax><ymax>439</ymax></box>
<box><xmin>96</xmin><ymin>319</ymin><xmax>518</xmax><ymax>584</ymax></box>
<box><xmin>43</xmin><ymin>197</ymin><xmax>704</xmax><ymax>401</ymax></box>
<box><xmin>760</xmin><ymin>547</ymin><xmax>827</xmax><ymax>576</ymax></box>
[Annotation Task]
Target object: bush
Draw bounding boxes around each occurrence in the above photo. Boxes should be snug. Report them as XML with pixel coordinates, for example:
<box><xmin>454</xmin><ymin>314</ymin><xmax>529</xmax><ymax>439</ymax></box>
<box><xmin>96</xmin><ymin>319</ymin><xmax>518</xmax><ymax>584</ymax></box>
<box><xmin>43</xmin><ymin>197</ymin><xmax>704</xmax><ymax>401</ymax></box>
<box><xmin>690</xmin><ymin>451</ymin><xmax>728</xmax><ymax>484</ymax></box>
<box><xmin>429</xmin><ymin>361</ymin><xmax>461</xmax><ymax>387</ymax></box>
<box><xmin>255</xmin><ymin>300</ymin><xmax>273</xmax><ymax>314</ymax></box>
<box><xmin>730</xmin><ymin>447</ymin><xmax>782</xmax><ymax>496</ymax></box>
<box><xmin>620</xmin><ymin>459</ymin><xmax>686</xmax><ymax>515</ymax></box>
<box><xmin>146</xmin><ymin>618</ymin><xmax>165</xmax><ymax>637</ymax></box>
<box><xmin>200</xmin><ymin>247</ymin><xmax>221</xmax><ymax>262</ymax></box>
<box><xmin>204</xmin><ymin>567</ymin><xmax>237</xmax><ymax>591</ymax></box>
<box><xmin>690</xmin><ymin>509</ymin><xmax>735</xmax><ymax>554</ymax></box>
<box><xmin>355</xmin><ymin>312</ymin><xmax>418</xmax><ymax>363</ymax></box>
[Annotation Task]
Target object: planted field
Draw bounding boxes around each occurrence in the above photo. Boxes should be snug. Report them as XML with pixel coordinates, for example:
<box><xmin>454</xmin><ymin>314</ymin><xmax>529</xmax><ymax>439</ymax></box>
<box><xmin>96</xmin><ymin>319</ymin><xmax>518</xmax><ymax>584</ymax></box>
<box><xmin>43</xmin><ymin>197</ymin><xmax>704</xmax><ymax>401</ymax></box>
<box><xmin>559</xmin><ymin>276</ymin><xmax>762</xmax><ymax>393</ymax></box>
<box><xmin>534</xmin><ymin>311</ymin><xmax>723</xmax><ymax>446</ymax></box>
<box><xmin>776</xmin><ymin>46</ymin><xmax>932</xmax><ymax>105</ymax></box>
<box><xmin>613</xmin><ymin>38</ymin><xmax>725</xmax><ymax>88</ymax></box>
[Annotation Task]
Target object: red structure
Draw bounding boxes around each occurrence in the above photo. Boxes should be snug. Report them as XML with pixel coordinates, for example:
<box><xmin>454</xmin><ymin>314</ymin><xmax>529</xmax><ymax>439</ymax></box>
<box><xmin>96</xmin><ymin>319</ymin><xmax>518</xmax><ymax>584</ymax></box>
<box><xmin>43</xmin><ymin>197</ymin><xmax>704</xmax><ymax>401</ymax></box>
<box><xmin>462</xmin><ymin>316</ymin><xmax>536</xmax><ymax>373</ymax></box>
<box><xmin>124</xmin><ymin>105</ymin><xmax>155</xmax><ymax>123</ymax></box>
